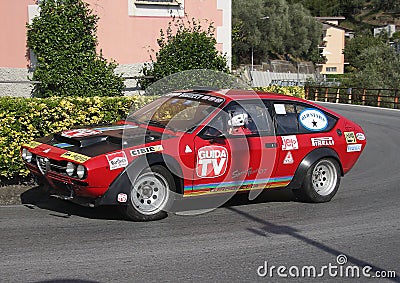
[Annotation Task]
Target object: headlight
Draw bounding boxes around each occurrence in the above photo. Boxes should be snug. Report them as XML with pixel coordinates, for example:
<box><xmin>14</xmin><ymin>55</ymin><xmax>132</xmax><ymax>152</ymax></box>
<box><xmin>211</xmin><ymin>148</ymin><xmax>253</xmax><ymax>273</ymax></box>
<box><xmin>26</xmin><ymin>151</ymin><xmax>33</xmax><ymax>163</ymax></box>
<box><xmin>22</xmin><ymin>148</ymin><xmax>27</xmax><ymax>160</ymax></box>
<box><xmin>76</xmin><ymin>165</ymin><xmax>86</xmax><ymax>179</ymax></box>
<box><xmin>66</xmin><ymin>162</ymin><xmax>75</xmax><ymax>176</ymax></box>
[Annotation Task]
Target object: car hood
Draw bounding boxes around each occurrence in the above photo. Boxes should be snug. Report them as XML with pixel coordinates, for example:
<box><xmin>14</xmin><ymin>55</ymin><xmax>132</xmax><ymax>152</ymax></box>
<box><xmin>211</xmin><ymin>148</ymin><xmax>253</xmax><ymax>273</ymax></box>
<box><xmin>40</xmin><ymin>124</ymin><xmax>177</xmax><ymax>157</ymax></box>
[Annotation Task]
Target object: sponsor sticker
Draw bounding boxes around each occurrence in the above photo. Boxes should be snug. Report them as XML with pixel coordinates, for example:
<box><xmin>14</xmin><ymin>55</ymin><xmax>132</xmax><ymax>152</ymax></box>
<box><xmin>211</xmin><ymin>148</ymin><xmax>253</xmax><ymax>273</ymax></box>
<box><xmin>344</xmin><ymin>132</ymin><xmax>356</xmax><ymax>144</ymax></box>
<box><xmin>117</xmin><ymin>193</ymin><xmax>128</xmax><ymax>203</ymax></box>
<box><xmin>347</xmin><ymin>144</ymin><xmax>362</xmax><ymax>152</ymax></box>
<box><xmin>130</xmin><ymin>145</ymin><xmax>164</xmax><ymax>157</ymax></box>
<box><xmin>60</xmin><ymin>151</ymin><xmax>91</xmax><ymax>163</ymax></box>
<box><xmin>178</xmin><ymin>93</ymin><xmax>225</xmax><ymax>105</ymax></box>
<box><xmin>311</xmin><ymin>137</ymin><xmax>335</xmax><ymax>146</ymax></box>
<box><xmin>299</xmin><ymin>108</ymin><xmax>328</xmax><ymax>131</ymax></box>
<box><xmin>23</xmin><ymin>141</ymin><xmax>42</xmax><ymax>149</ymax></box>
<box><xmin>274</xmin><ymin>104</ymin><xmax>287</xmax><ymax>115</ymax></box>
<box><xmin>42</xmin><ymin>148</ymin><xmax>51</xmax><ymax>153</ymax></box>
<box><xmin>283</xmin><ymin>151</ymin><xmax>294</xmax><ymax>165</ymax></box>
<box><xmin>185</xmin><ymin>145</ymin><xmax>193</xmax><ymax>153</ymax></box>
<box><xmin>61</xmin><ymin>129</ymin><xmax>102</xmax><ymax>138</ymax></box>
<box><xmin>196</xmin><ymin>146</ymin><xmax>228</xmax><ymax>178</ymax></box>
<box><xmin>54</xmin><ymin>143</ymin><xmax>74</xmax><ymax>148</ymax></box>
<box><xmin>106</xmin><ymin>151</ymin><xmax>128</xmax><ymax>170</ymax></box>
<box><xmin>281</xmin><ymin>135</ymin><xmax>299</xmax><ymax>151</ymax></box>
<box><xmin>356</xmin><ymin>133</ymin><xmax>365</xmax><ymax>141</ymax></box>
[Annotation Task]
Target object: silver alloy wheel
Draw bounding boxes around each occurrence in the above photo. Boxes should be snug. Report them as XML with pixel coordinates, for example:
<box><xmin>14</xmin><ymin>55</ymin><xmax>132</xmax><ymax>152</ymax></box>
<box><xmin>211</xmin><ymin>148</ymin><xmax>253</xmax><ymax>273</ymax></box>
<box><xmin>311</xmin><ymin>159</ymin><xmax>338</xmax><ymax>196</ymax></box>
<box><xmin>131</xmin><ymin>171</ymin><xmax>170</xmax><ymax>215</ymax></box>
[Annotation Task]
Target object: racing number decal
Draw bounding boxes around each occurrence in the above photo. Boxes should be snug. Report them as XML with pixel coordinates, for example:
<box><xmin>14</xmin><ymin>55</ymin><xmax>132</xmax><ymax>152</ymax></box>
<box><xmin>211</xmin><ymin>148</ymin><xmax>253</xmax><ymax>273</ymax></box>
<box><xmin>196</xmin><ymin>146</ymin><xmax>228</xmax><ymax>178</ymax></box>
<box><xmin>61</xmin><ymin>151</ymin><xmax>91</xmax><ymax>163</ymax></box>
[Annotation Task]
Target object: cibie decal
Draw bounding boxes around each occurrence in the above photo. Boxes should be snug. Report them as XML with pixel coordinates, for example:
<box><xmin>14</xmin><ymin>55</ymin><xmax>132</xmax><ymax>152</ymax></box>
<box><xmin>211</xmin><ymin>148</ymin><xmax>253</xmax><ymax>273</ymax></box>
<box><xmin>106</xmin><ymin>151</ymin><xmax>128</xmax><ymax>170</ymax></box>
<box><xmin>311</xmin><ymin>137</ymin><xmax>334</xmax><ymax>146</ymax></box>
<box><xmin>61</xmin><ymin>151</ymin><xmax>91</xmax><ymax>163</ymax></box>
<box><xmin>281</xmin><ymin>135</ymin><xmax>298</xmax><ymax>151</ymax></box>
<box><xmin>283</xmin><ymin>151</ymin><xmax>294</xmax><ymax>165</ymax></box>
<box><xmin>356</xmin><ymin>133</ymin><xmax>365</xmax><ymax>141</ymax></box>
<box><xmin>344</xmin><ymin>132</ymin><xmax>356</xmax><ymax>144</ymax></box>
<box><xmin>299</xmin><ymin>108</ymin><xmax>328</xmax><ymax>131</ymax></box>
<box><xmin>61</xmin><ymin>129</ymin><xmax>101</xmax><ymax>138</ymax></box>
<box><xmin>196</xmin><ymin>146</ymin><xmax>228</xmax><ymax>178</ymax></box>
<box><xmin>130</xmin><ymin>145</ymin><xmax>163</xmax><ymax>157</ymax></box>
<box><xmin>117</xmin><ymin>193</ymin><xmax>128</xmax><ymax>203</ymax></box>
<box><xmin>347</xmin><ymin>144</ymin><xmax>362</xmax><ymax>152</ymax></box>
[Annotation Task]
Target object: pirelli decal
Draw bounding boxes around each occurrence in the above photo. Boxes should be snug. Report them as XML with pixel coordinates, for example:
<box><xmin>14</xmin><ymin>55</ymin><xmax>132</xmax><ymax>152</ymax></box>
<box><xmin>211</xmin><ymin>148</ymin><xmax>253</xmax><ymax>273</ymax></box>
<box><xmin>130</xmin><ymin>145</ymin><xmax>164</xmax><ymax>157</ymax></box>
<box><xmin>22</xmin><ymin>141</ymin><xmax>42</xmax><ymax>149</ymax></box>
<box><xmin>61</xmin><ymin>151</ymin><xmax>91</xmax><ymax>163</ymax></box>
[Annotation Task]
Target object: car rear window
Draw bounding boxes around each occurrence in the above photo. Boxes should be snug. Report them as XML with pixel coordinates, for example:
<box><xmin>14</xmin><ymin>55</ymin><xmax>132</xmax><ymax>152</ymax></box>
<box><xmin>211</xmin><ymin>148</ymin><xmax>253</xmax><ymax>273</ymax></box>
<box><xmin>272</xmin><ymin>101</ymin><xmax>337</xmax><ymax>135</ymax></box>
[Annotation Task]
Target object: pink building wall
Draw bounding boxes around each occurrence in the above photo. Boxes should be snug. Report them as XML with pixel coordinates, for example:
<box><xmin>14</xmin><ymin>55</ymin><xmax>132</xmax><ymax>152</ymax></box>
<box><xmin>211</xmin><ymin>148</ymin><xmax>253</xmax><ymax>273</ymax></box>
<box><xmin>0</xmin><ymin>0</ymin><xmax>230</xmax><ymax>68</ymax></box>
<box><xmin>0</xmin><ymin>0</ymin><xmax>36</xmax><ymax>68</ymax></box>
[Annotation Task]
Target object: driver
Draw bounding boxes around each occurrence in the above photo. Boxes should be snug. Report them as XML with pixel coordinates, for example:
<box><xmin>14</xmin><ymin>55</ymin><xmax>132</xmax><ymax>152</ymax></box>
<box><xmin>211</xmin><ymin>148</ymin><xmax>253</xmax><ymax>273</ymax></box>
<box><xmin>228</xmin><ymin>107</ymin><xmax>252</xmax><ymax>135</ymax></box>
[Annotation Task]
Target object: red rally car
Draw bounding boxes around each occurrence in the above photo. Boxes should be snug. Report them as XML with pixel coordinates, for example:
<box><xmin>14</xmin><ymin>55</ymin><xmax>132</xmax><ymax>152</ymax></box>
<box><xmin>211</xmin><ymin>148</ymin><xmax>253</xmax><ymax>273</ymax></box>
<box><xmin>21</xmin><ymin>89</ymin><xmax>366</xmax><ymax>221</ymax></box>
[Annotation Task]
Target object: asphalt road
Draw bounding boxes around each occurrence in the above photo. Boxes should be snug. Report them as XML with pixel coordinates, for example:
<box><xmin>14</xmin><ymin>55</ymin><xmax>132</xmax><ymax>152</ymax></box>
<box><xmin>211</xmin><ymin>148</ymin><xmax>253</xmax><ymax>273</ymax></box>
<box><xmin>1</xmin><ymin>103</ymin><xmax>399</xmax><ymax>283</ymax></box>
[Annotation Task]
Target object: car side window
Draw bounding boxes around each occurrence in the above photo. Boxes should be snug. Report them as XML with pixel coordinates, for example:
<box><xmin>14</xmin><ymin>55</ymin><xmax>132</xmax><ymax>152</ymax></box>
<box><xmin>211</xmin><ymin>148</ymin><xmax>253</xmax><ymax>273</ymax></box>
<box><xmin>273</xmin><ymin>102</ymin><xmax>337</xmax><ymax>135</ymax></box>
<box><xmin>201</xmin><ymin>101</ymin><xmax>274</xmax><ymax>138</ymax></box>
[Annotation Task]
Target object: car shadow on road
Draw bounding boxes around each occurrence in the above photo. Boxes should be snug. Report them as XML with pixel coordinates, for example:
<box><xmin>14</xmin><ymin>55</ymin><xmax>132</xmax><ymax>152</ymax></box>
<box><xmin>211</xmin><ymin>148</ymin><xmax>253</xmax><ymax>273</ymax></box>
<box><xmin>20</xmin><ymin>185</ymin><xmax>297</xmax><ymax>221</ymax></box>
<box><xmin>20</xmin><ymin>186</ymin><xmax>127</xmax><ymax>221</ymax></box>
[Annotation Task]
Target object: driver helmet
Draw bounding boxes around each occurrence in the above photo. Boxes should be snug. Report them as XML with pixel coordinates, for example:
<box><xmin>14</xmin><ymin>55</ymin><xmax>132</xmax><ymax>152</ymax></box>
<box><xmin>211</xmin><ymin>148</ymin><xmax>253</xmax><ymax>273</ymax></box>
<box><xmin>228</xmin><ymin>107</ymin><xmax>248</xmax><ymax>127</ymax></box>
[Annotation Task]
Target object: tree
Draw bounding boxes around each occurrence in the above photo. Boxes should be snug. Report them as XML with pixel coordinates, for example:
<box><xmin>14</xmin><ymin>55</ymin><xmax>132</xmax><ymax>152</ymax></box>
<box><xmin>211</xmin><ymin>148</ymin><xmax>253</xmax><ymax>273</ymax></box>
<box><xmin>349</xmin><ymin>45</ymin><xmax>400</xmax><ymax>89</ymax></box>
<box><xmin>232</xmin><ymin>0</ymin><xmax>322</xmax><ymax>66</ymax></box>
<box><xmin>343</xmin><ymin>32</ymin><xmax>386</xmax><ymax>70</ymax></box>
<box><xmin>27</xmin><ymin>0</ymin><xmax>124</xmax><ymax>97</ymax></box>
<box><xmin>139</xmin><ymin>17</ymin><xmax>229</xmax><ymax>90</ymax></box>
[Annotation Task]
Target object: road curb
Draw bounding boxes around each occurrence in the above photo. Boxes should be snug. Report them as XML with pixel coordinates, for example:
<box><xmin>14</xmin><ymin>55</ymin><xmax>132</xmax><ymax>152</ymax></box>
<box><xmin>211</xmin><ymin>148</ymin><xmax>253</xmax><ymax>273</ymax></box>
<box><xmin>0</xmin><ymin>185</ymin><xmax>32</xmax><ymax>205</ymax></box>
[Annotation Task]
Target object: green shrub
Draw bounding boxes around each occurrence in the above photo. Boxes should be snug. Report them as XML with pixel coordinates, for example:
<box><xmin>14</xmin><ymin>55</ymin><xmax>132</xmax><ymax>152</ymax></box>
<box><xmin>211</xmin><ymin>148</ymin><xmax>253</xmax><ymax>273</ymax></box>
<box><xmin>140</xmin><ymin>16</ymin><xmax>229</xmax><ymax>90</ymax></box>
<box><xmin>26</xmin><ymin>0</ymin><xmax>125</xmax><ymax>97</ymax></box>
<box><xmin>0</xmin><ymin>96</ymin><xmax>156</xmax><ymax>180</ymax></box>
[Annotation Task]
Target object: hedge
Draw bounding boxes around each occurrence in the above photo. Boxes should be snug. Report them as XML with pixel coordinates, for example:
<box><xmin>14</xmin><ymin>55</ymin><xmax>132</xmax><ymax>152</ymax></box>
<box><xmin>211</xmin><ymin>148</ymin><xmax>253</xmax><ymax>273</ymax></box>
<box><xmin>0</xmin><ymin>96</ymin><xmax>156</xmax><ymax>180</ymax></box>
<box><xmin>253</xmin><ymin>85</ymin><xmax>306</xmax><ymax>99</ymax></box>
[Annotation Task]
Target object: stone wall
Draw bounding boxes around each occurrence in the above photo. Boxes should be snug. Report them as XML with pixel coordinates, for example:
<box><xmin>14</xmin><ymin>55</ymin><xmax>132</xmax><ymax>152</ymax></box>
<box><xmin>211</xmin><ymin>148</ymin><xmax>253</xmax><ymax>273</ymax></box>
<box><xmin>0</xmin><ymin>68</ymin><xmax>33</xmax><ymax>97</ymax></box>
<box><xmin>0</xmin><ymin>63</ymin><xmax>146</xmax><ymax>97</ymax></box>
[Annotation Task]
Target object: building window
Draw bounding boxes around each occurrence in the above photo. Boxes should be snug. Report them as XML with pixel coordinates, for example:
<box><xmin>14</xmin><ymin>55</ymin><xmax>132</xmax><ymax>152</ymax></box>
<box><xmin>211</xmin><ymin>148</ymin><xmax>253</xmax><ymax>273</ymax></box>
<box><xmin>134</xmin><ymin>0</ymin><xmax>180</xmax><ymax>6</ymax></box>
<box><xmin>326</xmin><ymin>67</ymin><xmax>337</xmax><ymax>72</ymax></box>
<box><xmin>129</xmin><ymin>0</ymin><xmax>184</xmax><ymax>17</ymax></box>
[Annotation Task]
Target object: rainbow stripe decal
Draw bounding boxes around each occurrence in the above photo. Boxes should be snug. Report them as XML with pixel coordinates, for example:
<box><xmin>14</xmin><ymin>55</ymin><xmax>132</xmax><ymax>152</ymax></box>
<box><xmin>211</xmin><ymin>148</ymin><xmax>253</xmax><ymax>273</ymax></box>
<box><xmin>183</xmin><ymin>176</ymin><xmax>293</xmax><ymax>197</ymax></box>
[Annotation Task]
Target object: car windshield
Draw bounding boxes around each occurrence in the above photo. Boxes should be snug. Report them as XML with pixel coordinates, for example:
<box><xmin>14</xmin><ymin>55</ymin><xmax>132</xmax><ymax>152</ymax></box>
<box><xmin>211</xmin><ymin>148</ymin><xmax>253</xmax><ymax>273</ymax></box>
<box><xmin>127</xmin><ymin>92</ymin><xmax>225</xmax><ymax>132</ymax></box>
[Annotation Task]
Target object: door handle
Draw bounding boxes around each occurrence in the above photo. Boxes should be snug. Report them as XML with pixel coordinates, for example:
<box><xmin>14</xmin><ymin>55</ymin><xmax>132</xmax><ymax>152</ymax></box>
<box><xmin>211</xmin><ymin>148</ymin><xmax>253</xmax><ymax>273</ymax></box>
<box><xmin>265</xmin><ymin>143</ymin><xmax>277</xmax><ymax>148</ymax></box>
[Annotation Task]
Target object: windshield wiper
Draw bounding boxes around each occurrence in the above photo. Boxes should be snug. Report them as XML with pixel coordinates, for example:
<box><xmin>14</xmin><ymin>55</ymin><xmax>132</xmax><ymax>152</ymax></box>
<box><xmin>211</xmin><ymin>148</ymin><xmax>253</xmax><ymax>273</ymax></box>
<box><xmin>144</xmin><ymin>119</ymin><xmax>177</xmax><ymax>133</ymax></box>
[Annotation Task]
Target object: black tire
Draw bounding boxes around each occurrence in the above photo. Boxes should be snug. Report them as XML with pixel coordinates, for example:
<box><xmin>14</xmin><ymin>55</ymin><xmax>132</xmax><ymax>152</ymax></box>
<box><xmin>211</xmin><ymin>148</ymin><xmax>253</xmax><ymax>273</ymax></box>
<box><xmin>120</xmin><ymin>165</ymin><xmax>175</xmax><ymax>221</ymax></box>
<box><xmin>293</xmin><ymin>158</ymin><xmax>341</xmax><ymax>203</ymax></box>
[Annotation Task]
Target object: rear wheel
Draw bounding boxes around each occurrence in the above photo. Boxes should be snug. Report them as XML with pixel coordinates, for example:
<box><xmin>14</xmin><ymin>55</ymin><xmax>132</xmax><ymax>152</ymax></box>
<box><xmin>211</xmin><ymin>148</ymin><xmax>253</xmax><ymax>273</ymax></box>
<box><xmin>293</xmin><ymin>158</ymin><xmax>341</xmax><ymax>203</ymax></box>
<box><xmin>121</xmin><ymin>165</ymin><xmax>175</xmax><ymax>221</ymax></box>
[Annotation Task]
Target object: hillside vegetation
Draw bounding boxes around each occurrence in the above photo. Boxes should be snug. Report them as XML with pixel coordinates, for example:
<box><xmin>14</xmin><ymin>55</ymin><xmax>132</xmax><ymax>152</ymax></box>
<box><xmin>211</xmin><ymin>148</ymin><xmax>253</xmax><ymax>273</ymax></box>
<box><xmin>288</xmin><ymin>0</ymin><xmax>399</xmax><ymax>31</ymax></box>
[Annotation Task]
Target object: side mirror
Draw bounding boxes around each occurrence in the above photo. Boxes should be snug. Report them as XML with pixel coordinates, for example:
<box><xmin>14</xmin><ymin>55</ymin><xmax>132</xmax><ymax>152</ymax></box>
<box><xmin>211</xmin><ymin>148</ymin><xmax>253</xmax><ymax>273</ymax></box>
<box><xmin>201</xmin><ymin>126</ymin><xmax>226</xmax><ymax>143</ymax></box>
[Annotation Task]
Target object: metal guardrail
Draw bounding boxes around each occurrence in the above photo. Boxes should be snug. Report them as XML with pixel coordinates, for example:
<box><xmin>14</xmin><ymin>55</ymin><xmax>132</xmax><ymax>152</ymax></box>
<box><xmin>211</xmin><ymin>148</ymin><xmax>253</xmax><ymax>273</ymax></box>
<box><xmin>305</xmin><ymin>86</ymin><xmax>400</xmax><ymax>109</ymax></box>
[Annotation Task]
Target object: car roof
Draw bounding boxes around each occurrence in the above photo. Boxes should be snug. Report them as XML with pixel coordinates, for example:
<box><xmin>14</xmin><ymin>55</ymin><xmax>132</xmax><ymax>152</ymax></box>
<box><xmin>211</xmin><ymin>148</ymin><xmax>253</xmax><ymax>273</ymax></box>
<box><xmin>185</xmin><ymin>88</ymin><xmax>304</xmax><ymax>102</ymax></box>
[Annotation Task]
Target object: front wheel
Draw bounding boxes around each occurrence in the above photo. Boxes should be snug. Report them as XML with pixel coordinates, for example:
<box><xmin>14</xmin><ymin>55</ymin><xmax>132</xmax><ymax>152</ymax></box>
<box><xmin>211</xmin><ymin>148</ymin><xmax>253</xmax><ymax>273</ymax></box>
<box><xmin>120</xmin><ymin>165</ymin><xmax>175</xmax><ymax>221</ymax></box>
<box><xmin>293</xmin><ymin>158</ymin><xmax>341</xmax><ymax>203</ymax></box>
